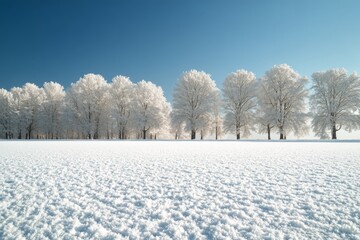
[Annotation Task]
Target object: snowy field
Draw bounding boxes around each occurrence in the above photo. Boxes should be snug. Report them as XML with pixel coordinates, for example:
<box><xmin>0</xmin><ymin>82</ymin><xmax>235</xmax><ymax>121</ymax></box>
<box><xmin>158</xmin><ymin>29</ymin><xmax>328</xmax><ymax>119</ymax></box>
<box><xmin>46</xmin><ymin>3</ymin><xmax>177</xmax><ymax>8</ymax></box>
<box><xmin>1</xmin><ymin>141</ymin><xmax>360</xmax><ymax>239</ymax></box>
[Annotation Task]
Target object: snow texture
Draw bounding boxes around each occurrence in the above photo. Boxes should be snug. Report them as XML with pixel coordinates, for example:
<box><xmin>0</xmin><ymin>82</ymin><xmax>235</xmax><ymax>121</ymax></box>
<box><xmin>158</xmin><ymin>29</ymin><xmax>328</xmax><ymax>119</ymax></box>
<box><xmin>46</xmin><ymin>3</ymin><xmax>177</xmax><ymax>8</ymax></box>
<box><xmin>1</xmin><ymin>141</ymin><xmax>360</xmax><ymax>239</ymax></box>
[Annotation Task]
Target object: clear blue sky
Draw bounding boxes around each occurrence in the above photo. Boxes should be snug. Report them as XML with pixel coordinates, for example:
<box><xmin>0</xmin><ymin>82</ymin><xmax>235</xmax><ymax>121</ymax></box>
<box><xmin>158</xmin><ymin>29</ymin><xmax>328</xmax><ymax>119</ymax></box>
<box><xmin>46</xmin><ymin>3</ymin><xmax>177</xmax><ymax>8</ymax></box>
<box><xmin>1</xmin><ymin>0</ymin><xmax>360</xmax><ymax>101</ymax></box>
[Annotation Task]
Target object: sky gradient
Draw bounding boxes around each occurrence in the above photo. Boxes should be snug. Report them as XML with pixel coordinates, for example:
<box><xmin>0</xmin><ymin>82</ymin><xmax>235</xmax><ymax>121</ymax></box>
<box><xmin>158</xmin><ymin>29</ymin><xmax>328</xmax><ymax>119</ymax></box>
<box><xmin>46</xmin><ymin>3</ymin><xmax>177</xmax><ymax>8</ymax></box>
<box><xmin>1</xmin><ymin>0</ymin><xmax>360</xmax><ymax>102</ymax></box>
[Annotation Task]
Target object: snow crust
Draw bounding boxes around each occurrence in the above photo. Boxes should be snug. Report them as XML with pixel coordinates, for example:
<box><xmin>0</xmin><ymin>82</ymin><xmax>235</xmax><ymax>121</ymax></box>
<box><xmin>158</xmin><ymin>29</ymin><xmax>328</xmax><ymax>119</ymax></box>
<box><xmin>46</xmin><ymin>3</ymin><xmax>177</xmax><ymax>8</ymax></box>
<box><xmin>1</xmin><ymin>141</ymin><xmax>359</xmax><ymax>239</ymax></box>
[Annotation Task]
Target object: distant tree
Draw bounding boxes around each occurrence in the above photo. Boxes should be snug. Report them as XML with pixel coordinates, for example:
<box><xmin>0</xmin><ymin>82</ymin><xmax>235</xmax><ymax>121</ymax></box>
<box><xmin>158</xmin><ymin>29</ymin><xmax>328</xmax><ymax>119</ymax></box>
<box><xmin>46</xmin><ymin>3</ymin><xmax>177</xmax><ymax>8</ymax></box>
<box><xmin>99</xmin><ymin>93</ymin><xmax>115</xmax><ymax>139</ymax></box>
<box><xmin>109</xmin><ymin>75</ymin><xmax>134</xmax><ymax>139</ymax></box>
<box><xmin>209</xmin><ymin>90</ymin><xmax>224</xmax><ymax>140</ymax></box>
<box><xmin>60</xmin><ymin>101</ymin><xmax>76</xmax><ymax>139</ymax></box>
<box><xmin>255</xmin><ymin>109</ymin><xmax>275</xmax><ymax>140</ymax></box>
<box><xmin>131</xmin><ymin>80</ymin><xmax>170</xmax><ymax>139</ymax></box>
<box><xmin>195</xmin><ymin>90</ymin><xmax>222</xmax><ymax>140</ymax></box>
<box><xmin>256</xmin><ymin>82</ymin><xmax>276</xmax><ymax>140</ymax></box>
<box><xmin>223</xmin><ymin>69</ymin><xmax>257</xmax><ymax>139</ymax></box>
<box><xmin>172</xmin><ymin>70</ymin><xmax>219</xmax><ymax>140</ymax></box>
<box><xmin>258</xmin><ymin>64</ymin><xmax>308</xmax><ymax>139</ymax></box>
<box><xmin>17</xmin><ymin>83</ymin><xmax>45</xmax><ymax>139</ymax></box>
<box><xmin>310</xmin><ymin>68</ymin><xmax>360</xmax><ymax>139</ymax></box>
<box><xmin>67</xmin><ymin>74</ymin><xmax>109</xmax><ymax>139</ymax></box>
<box><xmin>197</xmin><ymin>114</ymin><xmax>212</xmax><ymax>140</ymax></box>
<box><xmin>170</xmin><ymin>111</ymin><xmax>186</xmax><ymax>140</ymax></box>
<box><xmin>10</xmin><ymin>87</ymin><xmax>23</xmax><ymax>139</ymax></box>
<box><xmin>0</xmin><ymin>89</ymin><xmax>14</xmax><ymax>139</ymax></box>
<box><xmin>42</xmin><ymin>82</ymin><xmax>65</xmax><ymax>139</ymax></box>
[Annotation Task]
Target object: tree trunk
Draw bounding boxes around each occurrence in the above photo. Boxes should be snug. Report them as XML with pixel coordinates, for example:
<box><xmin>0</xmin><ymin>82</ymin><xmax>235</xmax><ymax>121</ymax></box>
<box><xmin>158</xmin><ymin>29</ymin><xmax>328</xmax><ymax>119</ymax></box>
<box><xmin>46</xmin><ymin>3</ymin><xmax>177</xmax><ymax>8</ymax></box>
<box><xmin>143</xmin><ymin>129</ymin><xmax>146</xmax><ymax>139</ymax></box>
<box><xmin>119</xmin><ymin>129</ymin><xmax>125</xmax><ymax>139</ymax></box>
<box><xmin>28</xmin><ymin>129</ymin><xmax>32</xmax><ymax>139</ymax></box>
<box><xmin>279</xmin><ymin>126</ymin><xmax>284</xmax><ymax>140</ymax></box>
<box><xmin>331</xmin><ymin>123</ymin><xmax>337</xmax><ymax>140</ymax></box>
<box><xmin>267</xmin><ymin>124</ymin><xmax>271</xmax><ymax>140</ymax></box>
<box><xmin>191</xmin><ymin>130</ymin><xmax>196</xmax><ymax>140</ymax></box>
<box><xmin>122</xmin><ymin>127</ymin><xmax>126</xmax><ymax>139</ymax></box>
<box><xmin>200</xmin><ymin>130</ymin><xmax>203</xmax><ymax>140</ymax></box>
<box><xmin>94</xmin><ymin>131</ymin><xmax>98</xmax><ymax>139</ymax></box>
<box><xmin>236</xmin><ymin>123</ymin><xmax>240</xmax><ymax>140</ymax></box>
<box><xmin>215</xmin><ymin>126</ymin><xmax>218</xmax><ymax>140</ymax></box>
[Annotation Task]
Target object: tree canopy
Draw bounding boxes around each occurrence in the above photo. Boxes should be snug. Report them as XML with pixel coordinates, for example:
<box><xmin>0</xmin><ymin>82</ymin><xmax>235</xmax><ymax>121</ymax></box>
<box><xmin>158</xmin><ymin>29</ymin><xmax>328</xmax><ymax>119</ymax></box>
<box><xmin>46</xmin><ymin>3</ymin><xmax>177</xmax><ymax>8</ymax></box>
<box><xmin>1</xmin><ymin>66</ymin><xmax>360</xmax><ymax>140</ymax></box>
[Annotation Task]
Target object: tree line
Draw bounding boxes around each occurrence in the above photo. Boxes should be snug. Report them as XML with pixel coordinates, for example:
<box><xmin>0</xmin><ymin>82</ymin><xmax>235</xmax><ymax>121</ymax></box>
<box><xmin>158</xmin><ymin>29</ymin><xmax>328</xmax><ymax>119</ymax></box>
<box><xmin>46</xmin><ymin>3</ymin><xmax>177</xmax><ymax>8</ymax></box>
<box><xmin>1</xmin><ymin>64</ymin><xmax>360</xmax><ymax>140</ymax></box>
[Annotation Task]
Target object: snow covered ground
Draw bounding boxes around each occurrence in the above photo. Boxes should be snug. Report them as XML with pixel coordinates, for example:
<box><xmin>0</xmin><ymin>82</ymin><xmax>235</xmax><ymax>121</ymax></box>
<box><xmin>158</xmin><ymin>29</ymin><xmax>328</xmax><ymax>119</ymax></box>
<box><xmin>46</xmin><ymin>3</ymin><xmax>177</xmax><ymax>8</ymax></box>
<box><xmin>1</xmin><ymin>141</ymin><xmax>359</xmax><ymax>239</ymax></box>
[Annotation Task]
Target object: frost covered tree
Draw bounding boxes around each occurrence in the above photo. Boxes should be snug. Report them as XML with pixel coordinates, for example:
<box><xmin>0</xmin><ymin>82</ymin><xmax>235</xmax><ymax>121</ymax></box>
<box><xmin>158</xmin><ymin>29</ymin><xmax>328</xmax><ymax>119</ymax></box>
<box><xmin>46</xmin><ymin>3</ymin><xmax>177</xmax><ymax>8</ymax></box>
<box><xmin>209</xmin><ymin>90</ymin><xmax>224</xmax><ymax>140</ymax></box>
<box><xmin>170</xmin><ymin>111</ymin><xmax>186</xmax><ymax>140</ymax></box>
<box><xmin>0</xmin><ymin>89</ymin><xmax>14</xmax><ymax>139</ymax></box>
<box><xmin>258</xmin><ymin>64</ymin><xmax>308</xmax><ymax>139</ymax></box>
<box><xmin>42</xmin><ymin>82</ymin><xmax>65</xmax><ymax>139</ymax></box>
<box><xmin>255</xmin><ymin>108</ymin><xmax>275</xmax><ymax>140</ymax></box>
<box><xmin>223</xmin><ymin>69</ymin><xmax>257</xmax><ymax>139</ymax></box>
<box><xmin>98</xmin><ymin>92</ymin><xmax>114</xmax><ymax>139</ymax></box>
<box><xmin>256</xmin><ymin>86</ymin><xmax>276</xmax><ymax>140</ymax></box>
<box><xmin>67</xmin><ymin>74</ymin><xmax>109</xmax><ymax>139</ymax></box>
<box><xmin>172</xmin><ymin>70</ymin><xmax>219</xmax><ymax>139</ymax></box>
<box><xmin>198</xmin><ymin>114</ymin><xmax>212</xmax><ymax>140</ymax></box>
<box><xmin>109</xmin><ymin>75</ymin><xmax>134</xmax><ymax>139</ymax></box>
<box><xmin>310</xmin><ymin>68</ymin><xmax>360</xmax><ymax>139</ymax></box>
<box><xmin>10</xmin><ymin>87</ymin><xmax>23</xmax><ymax>139</ymax></box>
<box><xmin>18</xmin><ymin>83</ymin><xmax>45</xmax><ymax>139</ymax></box>
<box><xmin>132</xmin><ymin>80</ymin><xmax>170</xmax><ymax>139</ymax></box>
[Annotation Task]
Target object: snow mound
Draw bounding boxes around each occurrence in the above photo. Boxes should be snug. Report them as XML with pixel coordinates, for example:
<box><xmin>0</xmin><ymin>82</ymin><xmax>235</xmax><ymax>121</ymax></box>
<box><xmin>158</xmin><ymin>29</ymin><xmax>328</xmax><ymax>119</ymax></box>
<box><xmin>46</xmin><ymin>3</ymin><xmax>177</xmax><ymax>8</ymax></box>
<box><xmin>1</xmin><ymin>141</ymin><xmax>359</xmax><ymax>239</ymax></box>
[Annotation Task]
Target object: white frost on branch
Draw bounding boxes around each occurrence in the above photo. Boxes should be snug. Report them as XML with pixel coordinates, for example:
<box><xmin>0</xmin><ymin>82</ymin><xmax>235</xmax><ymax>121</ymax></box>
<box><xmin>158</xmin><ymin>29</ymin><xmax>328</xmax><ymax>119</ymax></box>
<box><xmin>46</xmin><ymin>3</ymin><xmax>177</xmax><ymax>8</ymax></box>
<box><xmin>131</xmin><ymin>80</ymin><xmax>170</xmax><ymax>139</ymax></box>
<box><xmin>109</xmin><ymin>75</ymin><xmax>134</xmax><ymax>139</ymax></box>
<box><xmin>310</xmin><ymin>68</ymin><xmax>360</xmax><ymax>139</ymax></box>
<box><xmin>223</xmin><ymin>69</ymin><xmax>257</xmax><ymax>139</ymax></box>
<box><xmin>67</xmin><ymin>73</ymin><xmax>109</xmax><ymax>139</ymax></box>
<box><xmin>172</xmin><ymin>70</ymin><xmax>220</xmax><ymax>140</ymax></box>
<box><xmin>258</xmin><ymin>64</ymin><xmax>308</xmax><ymax>139</ymax></box>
